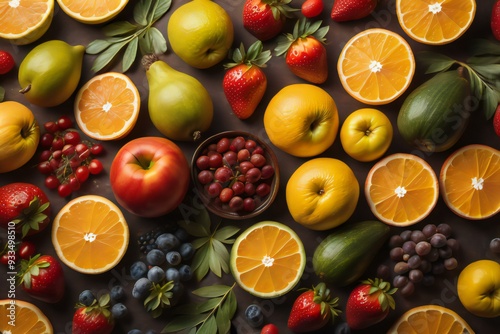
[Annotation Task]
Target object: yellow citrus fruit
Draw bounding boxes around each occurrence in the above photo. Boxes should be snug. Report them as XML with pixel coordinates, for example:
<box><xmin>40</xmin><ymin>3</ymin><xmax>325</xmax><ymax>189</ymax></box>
<box><xmin>338</xmin><ymin>28</ymin><xmax>415</xmax><ymax>105</ymax></box>
<box><xmin>0</xmin><ymin>0</ymin><xmax>54</xmax><ymax>45</ymax></box>
<box><xmin>56</xmin><ymin>0</ymin><xmax>129</xmax><ymax>24</ymax></box>
<box><xmin>230</xmin><ymin>221</ymin><xmax>306</xmax><ymax>299</ymax></box>
<box><xmin>263</xmin><ymin>84</ymin><xmax>339</xmax><ymax>158</ymax></box>
<box><xmin>0</xmin><ymin>299</ymin><xmax>53</xmax><ymax>333</ymax></box>
<box><xmin>387</xmin><ymin>305</ymin><xmax>474</xmax><ymax>334</ymax></box>
<box><xmin>365</xmin><ymin>153</ymin><xmax>439</xmax><ymax>226</ymax></box>
<box><xmin>396</xmin><ymin>0</ymin><xmax>476</xmax><ymax>45</ymax></box>
<box><xmin>74</xmin><ymin>72</ymin><xmax>140</xmax><ymax>141</ymax></box>
<box><xmin>286</xmin><ymin>157</ymin><xmax>359</xmax><ymax>231</ymax></box>
<box><xmin>52</xmin><ymin>195</ymin><xmax>129</xmax><ymax>274</ymax></box>
<box><xmin>440</xmin><ymin>144</ymin><xmax>500</xmax><ymax>220</ymax></box>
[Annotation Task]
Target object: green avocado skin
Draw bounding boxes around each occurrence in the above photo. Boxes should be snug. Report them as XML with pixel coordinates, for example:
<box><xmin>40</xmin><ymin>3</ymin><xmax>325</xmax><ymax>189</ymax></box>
<box><xmin>312</xmin><ymin>220</ymin><xmax>390</xmax><ymax>287</ymax></box>
<box><xmin>397</xmin><ymin>69</ymin><xmax>471</xmax><ymax>153</ymax></box>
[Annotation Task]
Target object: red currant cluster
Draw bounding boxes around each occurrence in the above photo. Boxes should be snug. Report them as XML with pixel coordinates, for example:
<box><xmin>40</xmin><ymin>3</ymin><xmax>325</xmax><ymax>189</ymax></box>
<box><xmin>37</xmin><ymin>116</ymin><xmax>104</xmax><ymax>197</ymax></box>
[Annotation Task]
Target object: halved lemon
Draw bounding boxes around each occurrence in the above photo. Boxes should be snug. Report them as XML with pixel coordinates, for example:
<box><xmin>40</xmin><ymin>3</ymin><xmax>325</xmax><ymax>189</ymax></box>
<box><xmin>56</xmin><ymin>0</ymin><xmax>129</xmax><ymax>24</ymax></box>
<box><xmin>365</xmin><ymin>153</ymin><xmax>439</xmax><ymax>226</ymax></box>
<box><xmin>396</xmin><ymin>0</ymin><xmax>476</xmax><ymax>45</ymax></box>
<box><xmin>0</xmin><ymin>299</ymin><xmax>53</xmax><ymax>333</ymax></box>
<box><xmin>440</xmin><ymin>144</ymin><xmax>500</xmax><ymax>220</ymax></box>
<box><xmin>74</xmin><ymin>72</ymin><xmax>140</xmax><ymax>141</ymax></box>
<box><xmin>0</xmin><ymin>0</ymin><xmax>54</xmax><ymax>45</ymax></box>
<box><xmin>338</xmin><ymin>28</ymin><xmax>415</xmax><ymax>105</ymax></box>
<box><xmin>230</xmin><ymin>221</ymin><xmax>306</xmax><ymax>298</ymax></box>
<box><xmin>52</xmin><ymin>195</ymin><xmax>129</xmax><ymax>274</ymax></box>
<box><xmin>387</xmin><ymin>304</ymin><xmax>474</xmax><ymax>333</ymax></box>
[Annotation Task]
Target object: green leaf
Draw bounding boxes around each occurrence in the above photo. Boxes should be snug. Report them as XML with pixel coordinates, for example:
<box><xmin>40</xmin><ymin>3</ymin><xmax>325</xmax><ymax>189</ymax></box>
<box><xmin>197</xmin><ymin>314</ymin><xmax>217</xmax><ymax>334</ymax></box>
<box><xmin>468</xmin><ymin>39</ymin><xmax>500</xmax><ymax>57</ymax></box>
<box><xmin>417</xmin><ymin>51</ymin><xmax>456</xmax><ymax>74</ymax></box>
<box><xmin>122</xmin><ymin>36</ymin><xmax>139</xmax><ymax>72</ymax></box>
<box><xmin>138</xmin><ymin>30</ymin><xmax>153</xmax><ymax>55</ymax></box>
<box><xmin>86</xmin><ymin>39</ymin><xmax>112</xmax><ymax>54</ymax></box>
<box><xmin>213</xmin><ymin>226</ymin><xmax>239</xmax><ymax>242</ymax></box>
<box><xmin>152</xmin><ymin>0</ymin><xmax>172</xmax><ymax>22</ymax></box>
<box><xmin>208</xmin><ymin>246</ymin><xmax>222</xmax><ymax>277</ymax></box>
<box><xmin>195</xmin><ymin>297</ymin><xmax>222</xmax><ymax>313</ymax></box>
<box><xmin>483</xmin><ymin>85</ymin><xmax>500</xmax><ymax>119</ymax></box>
<box><xmin>470</xmin><ymin>63</ymin><xmax>500</xmax><ymax>81</ymax></box>
<box><xmin>103</xmin><ymin>21</ymin><xmax>138</xmax><ymax>37</ymax></box>
<box><xmin>192</xmin><ymin>285</ymin><xmax>231</xmax><ymax>298</ymax></box>
<box><xmin>91</xmin><ymin>41</ymin><xmax>128</xmax><ymax>72</ymax></box>
<box><xmin>134</xmin><ymin>0</ymin><xmax>152</xmax><ymax>26</ymax></box>
<box><xmin>192</xmin><ymin>243</ymin><xmax>210</xmax><ymax>281</ymax></box>
<box><xmin>148</xmin><ymin>27</ymin><xmax>167</xmax><ymax>54</ymax></box>
<box><xmin>162</xmin><ymin>314</ymin><xmax>207</xmax><ymax>333</ymax></box>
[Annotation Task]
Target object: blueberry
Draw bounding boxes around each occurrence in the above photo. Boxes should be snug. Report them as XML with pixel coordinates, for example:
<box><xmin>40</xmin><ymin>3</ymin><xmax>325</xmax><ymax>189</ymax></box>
<box><xmin>146</xmin><ymin>249</ymin><xmax>165</xmax><ymax>266</ymax></box>
<box><xmin>110</xmin><ymin>285</ymin><xmax>125</xmax><ymax>302</ymax></box>
<box><xmin>165</xmin><ymin>267</ymin><xmax>180</xmax><ymax>283</ymax></box>
<box><xmin>155</xmin><ymin>233</ymin><xmax>179</xmax><ymax>252</ymax></box>
<box><xmin>132</xmin><ymin>277</ymin><xmax>152</xmax><ymax>299</ymax></box>
<box><xmin>178</xmin><ymin>242</ymin><xmax>195</xmax><ymax>260</ymax></box>
<box><xmin>147</xmin><ymin>266</ymin><xmax>165</xmax><ymax>283</ymax></box>
<box><xmin>178</xmin><ymin>264</ymin><xmax>193</xmax><ymax>282</ymax></box>
<box><xmin>78</xmin><ymin>290</ymin><xmax>95</xmax><ymax>306</ymax></box>
<box><xmin>166</xmin><ymin>251</ymin><xmax>182</xmax><ymax>266</ymax></box>
<box><xmin>245</xmin><ymin>304</ymin><xmax>263</xmax><ymax>327</ymax></box>
<box><xmin>130</xmin><ymin>261</ymin><xmax>148</xmax><ymax>279</ymax></box>
<box><xmin>127</xmin><ymin>330</ymin><xmax>143</xmax><ymax>334</ymax></box>
<box><xmin>174</xmin><ymin>227</ymin><xmax>190</xmax><ymax>242</ymax></box>
<box><xmin>111</xmin><ymin>302</ymin><xmax>128</xmax><ymax>319</ymax></box>
<box><xmin>170</xmin><ymin>283</ymin><xmax>185</xmax><ymax>306</ymax></box>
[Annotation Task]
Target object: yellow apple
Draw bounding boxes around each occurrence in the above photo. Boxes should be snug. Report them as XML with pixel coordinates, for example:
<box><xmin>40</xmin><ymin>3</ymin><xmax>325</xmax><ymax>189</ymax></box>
<box><xmin>340</xmin><ymin>108</ymin><xmax>393</xmax><ymax>162</ymax></box>
<box><xmin>286</xmin><ymin>157</ymin><xmax>359</xmax><ymax>230</ymax></box>
<box><xmin>264</xmin><ymin>84</ymin><xmax>339</xmax><ymax>158</ymax></box>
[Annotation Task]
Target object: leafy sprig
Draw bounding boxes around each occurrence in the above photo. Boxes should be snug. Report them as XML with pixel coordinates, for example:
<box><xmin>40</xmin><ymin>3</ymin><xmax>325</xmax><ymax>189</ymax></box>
<box><xmin>86</xmin><ymin>0</ymin><xmax>171</xmax><ymax>73</ymax></box>
<box><xmin>178</xmin><ymin>214</ymin><xmax>239</xmax><ymax>281</ymax></box>
<box><xmin>417</xmin><ymin>39</ymin><xmax>500</xmax><ymax>119</ymax></box>
<box><xmin>162</xmin><ymin>283</ymin><xmax>237</xmax><ymax>334</ymax></box>
<box><xmin>144</xmin><ymin>280</ymin><xmax>175</xmax><ymax>318</ymax></box>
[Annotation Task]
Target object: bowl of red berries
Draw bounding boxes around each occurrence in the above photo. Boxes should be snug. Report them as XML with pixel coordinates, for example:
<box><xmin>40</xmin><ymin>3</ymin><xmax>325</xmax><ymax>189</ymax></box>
<box><xmin>191</xmin><ymin>131</ymin><xmax>280</xmax><ymax>220</ymax></box>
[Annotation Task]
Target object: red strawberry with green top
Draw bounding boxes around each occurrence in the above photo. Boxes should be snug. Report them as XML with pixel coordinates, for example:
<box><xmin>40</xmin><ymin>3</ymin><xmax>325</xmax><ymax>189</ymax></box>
<box><xmin>287</xmin><ymin>282</ymin><xmax>341</xmax><ymax>332</ymax></box>
<box><xmin>243</xmin><ymin>0</ymin><xmax>298</xmax><ymax>41</ymax></box>
<box><xmin>223</xmin><ymin>41</ymin><xmax>271</xmax><ymax>120</ymax></box>
<box><xmin>0</xmin><ymin>50</ymin><xmax>15</xmax><ymax>75</ymax></box>
<box><xmin>0</xmin><ymin>182</ymin><xmax>51</xmax><ymax>238</ymax></box>
<box><xmin>331</xmin><ymin>0</ymin><xmax>377</xmax><ymax>22</ymax></box>
<box><xmin>72</xmin><ymin>294</ymin><xmax>115</xmax><ymax>334</ymax></box>
<box><xmin>275</xmin><ymin>18</ymin><xmax>329</xmax><ymax>84</ymax></box>
<box><xmin>18</xmin><ymin>254</ymin><xmax>65</xmax><ymax>303</ymax></box>
<box><xmin>493</xmin><ymin>104</ymin><xmax>500</xmax><ymax>137</ymax></box>
<box><xmin>345</xmin><ymin>278</ymin><xmax>397</xmax><ymax>330</ymax></box>
<box><xmin>492</xmin><ymin>0</ymin><xmax>500</xmax><ymax>40</ymax></box>
<box><xmin>302</xmin><ymin>0</ymin><xmax>324</xmax><ymax>18</ymax></box>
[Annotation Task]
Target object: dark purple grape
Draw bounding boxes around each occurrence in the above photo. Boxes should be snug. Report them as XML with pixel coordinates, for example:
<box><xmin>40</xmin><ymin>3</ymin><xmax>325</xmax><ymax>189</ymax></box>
<box><xmin>409</xmin><ymin>269</ymin><xmax>423</xmax><ymax>283</ymax></box>
<box><xmin>197</xmin><ymin>170</ymin><xmax>213</xmax><ymax>185</ymax></box>
<box><xmin>217</xmin><ymin>137</ymin><xmax>230</xmax><ymax>153</ymax></box>
<box><xmin>430</xmin><ymin>233</ymin><xmax>447</xmax><ymax>248</ymax></box>
<box><xmin>425</xmin><ymin>248</ymin><xmax>440</xmax><ymax>262</ymax></box>
<box><xmin>410</xmin><ymin>230</ymin><xmax>426</xmax><ymax>243</ymax></box>
<box><xmin>420</xmin><ymin>259</ymin><xmax>432</xmax><ymax>273</ymax></box>
<box><xmin>447</xmin><ymin>238</ymin><xmax>460</xmax><ymax>253</ymax></box>
<box><xmin>393</xmin><ymin>275</ymin><xmax>408</xmax><ymax>288</ymax></box>
<box><xmin>438</xmin><ymin>246</ymin><xmax>453</xmax><ymax>259</ymax></box>
<box><xmin>260</xmin><ymin>165</ymin><xmax>275</xmax><ymax>179</ymax></box>
<box><xmin>388</xmin><ymin>235</ymin><xmax>404</xmax><ymax>248</ymax></box>
<box><xmin>444</xmin><ymin>257</ymin><xmax>458</xmax><ymax>270</ymax></box>
<box><xmin>250</xmin><ymin>153</ymin><xmax>266</xmax><ymax>167</ymax></box>
<box><xmin>223</xmin><ymin>151</ymin><xmax>237</xmax><ymax>166</ymax></box>
<box><xmin>244</xmin><ymin>183</ymin><xmax>256</xmax><ymax>196</ymax></box>
<box><xmin>436</xmin><ymin>223</ymin><xmax>452</xmax><ymax>238</ymax></box>
<box><xmin>422</xmin><ymin>224</ymin><xmax>437</xmax><ymax>238</ymax></box>
<box><xmin>232</xmin><ymin>181</ymin><xmax>245</xmax><ymax>195</ymax></box>
<box><xmin>196</xmin><ymin>155</ymin><xmax>210</xmax><ymax>170</ymax></box>
<box><xmin>394</xmin><ymin>261</ymin><xmax>409</xmax><ymax>275</ymax></box>
<box><xmin>238</xmin><ymin>161</ymin><xmax>254</xmax><ymax>174</ymax></box>
<box><xmin>244</xmin><ymin>139</ymin><xmax>257</xmax><ymax>151</ymax></box>
<box><xmin>400</xmin><ymin>230</ymin><xmax>412</xmax><ymax>241</ymax></box>
<box><xmin>489</xmin><ymin>238</ymin><xmax>500</xmax><ymax>254</ymax></box>
<box><xmin>400</xmin><ymin>281</ymin><xmax>415</xmax><ymax>297</ymax></box>
<box><xmin>214</xmin><ymin>166</ymin><xmax>233</xmax><ymax>183</ymax></box>
<box><xmin>432</xmin><ymin>262</ymin><xmax>445</xmax><ymax>275</ymax></box>
<box><xmin>229</xmin><ymin>196</ymin><xmax>244</xmax><ymax>211</ymax></box>
<box><xmin>237</xmin><ymin>149</ymin><xmax>250</xmax><ymax>162</ymax></box>
<box><xmin>207</xmin><ymin>182</ymin><xmax>223</xmax><ymax>197</ymax></box>
<box><xmin>245</xmin><ymin>167</ymin><xmax>261</xmax><ymax>183</ymax></box>
<box><xmin>377</xmin><ymin>264</ymin><xmax>391</xmax><ymax>280</ymax></box>
<box><xmin>230</xmin><ymin>136</ymin><xmax>246</xmax><ymax>151</ymax></box>
<box><xmin>208</xmin><ymin>153</ymin><xmax>223</xmax><ymax>168</ymax></box>
<box><xmin>390</xmin><ymin>247</ymin><xmax>404</xmax><ymax>261</ymax></box>
<box><xmin>207</xmin><ymin>143</ymin><xmax>217</xmax><ymax>152</ymax></box>
<box><xmin>407</xmin><ymin>255</ymin><xmax>422</xmax><ymax>269</ymax></box>
<box><xmin>256</xmin><ymin>183</ymin><xmax>271</xmax><ymax>197</ymax></box>
<box><xmin>219</xmin><ymin>188</ymin><xmax>234</xmax><ymax>203</ymax></box>
<box><xmin>415</xmin><ymin>241</ymin><xmax>431</xmax><ymax>256</ymax></box>
<box><xmin>402</xmin><ymin>240</ymin><xmax>416</xmax><ymax>255</ymax></box>
<box><xmin>243</xmin><ymin>197</ymin><xmax>256</xmax><ymax>212</ymax></box>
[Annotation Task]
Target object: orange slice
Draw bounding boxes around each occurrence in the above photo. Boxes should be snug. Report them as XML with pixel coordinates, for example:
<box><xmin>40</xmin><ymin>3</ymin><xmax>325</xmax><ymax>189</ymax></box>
<box><xmin>337</xmin><ymin>28</ymin><xmax>415</xmax><ymax>105</ymax></box>
<box><xmin>0</xmin><ymin>0</ymin><xmax>54</xmax><ymax>45</ymax></box>
<box><xmin>230</xmin><ymin>221</ymin><xmax>306</xmax><ymax>298</ymax></box>
<box><xmin>74</xmin><ymin>72</ymin><xmax>140</xmax><ymax>141</ymax></box>
<box><xmin>0</xmin><ymin>299</ymin><xmax>53</xmax><ymax>333</ymax></box>
<box><xmin>396</xmin><ymin>0</ymin><xmax>476</xmax><ymax>45</ymax></box>
<box><xmin>52</xmin><ymin>195</ymin><xmax>129</xmax><ymax>274</ymax></box>
<box><xmin>388</xmin><ymin>305</ymin><xmax>475</xmax><ymax>333</ymax></box>
<box><xmin>56</xmin><ymin>0</ymin><xmax>129</xmax><ymax>24</ymax></box>
<box><xmin>440</xmin><ymin>144</ymin><xmax>500</xmax><ymax>220</ymax></box>
<box><xmin>365</xmin><ymin>153</ymin><xmax>439</xmax><ymax>226</ymax></box>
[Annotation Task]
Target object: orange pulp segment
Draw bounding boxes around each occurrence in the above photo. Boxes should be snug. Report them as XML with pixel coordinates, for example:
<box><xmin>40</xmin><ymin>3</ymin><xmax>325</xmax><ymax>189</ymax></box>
<box><xmin>0</xmin><ymin>299</ymin><xmax>53</xmax><ymax>333</ymax></box>
<box><xmin>56</xmin><ymin>0</ymin><xmax>129</xmax><ymax>24</ymax></box>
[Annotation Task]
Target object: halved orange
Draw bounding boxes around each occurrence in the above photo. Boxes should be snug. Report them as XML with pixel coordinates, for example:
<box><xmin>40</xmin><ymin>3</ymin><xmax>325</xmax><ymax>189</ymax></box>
<box><xmin>365</xmin><ymin>153</ymin><xmax>439</xmax><ymax>226</ymax></box>
<box><xmin>0</xmin><ymin>299</ymin><xmax>53</xmax><ymax>333</ymax></box>
<box><xmin>52</xmin><ymin>195</ymin><xmax>129</xmax><ymax>274</ymax></box>
<box><xmin>440</xmin><ymin>144</ymin><xmax>500</xmax><ymax>220</ymax></box>
<box><xmin>338</xmin><ymin>28</ymin><xmax>415</xmax><ymax>105</ymax></box>
<box><xmin>230</xmin><ymin>221</ymin><xmax>306</xmax><ymax>299</ymax></box>
<box><xmin>56</xmin><ymin>0</ymin><xmax>129</xmax><ymax>24</ymax></box>
<box><xmin>74</xmin><ymin>72</ymin><xmax>140</xmax><ymax>141</ymax></box>
<box><xmin>396</xmin><ymin>0</ymin><xmax>476</xmax><ymax>45</ymax></box>
<box><xmin>0</xmin><ymin>0</ymin><xmax>54</xmax><ymax>45</ymax></box>
<box><xmin>387</xmin><ymin>305</ymin><xmax>475</xmax><ymax>334</ymax></box>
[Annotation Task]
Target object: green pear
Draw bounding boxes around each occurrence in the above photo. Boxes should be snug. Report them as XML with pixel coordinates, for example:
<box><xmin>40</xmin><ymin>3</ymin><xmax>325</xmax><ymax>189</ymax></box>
<box><xmin>18</xmin><ymin>40</ymin><xmax>85</xmax><ymax>108</ymax></box>
<box><xmin>143</xmin><ymin>55</ymin><xmax>213</xmax><ymax>141</ymax></box>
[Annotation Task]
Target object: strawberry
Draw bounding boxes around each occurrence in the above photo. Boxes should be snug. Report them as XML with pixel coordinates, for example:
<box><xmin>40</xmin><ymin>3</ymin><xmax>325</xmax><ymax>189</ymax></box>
<box><xmin>493</xmin><ymin>104</ymin><xmax>500</xmax><ymax>137</ymax></box>
<box><xmin>301</xmin><ymin>0</ymin><xmax>324</xmax><ymax>18</ymax></box>
<box><xmin>17</xmin><ymin>254</ymin><xmax>65</xmax><ymax>303</ymax></box>
<box><xmin>345</xmin><ymin>278</ymin><xmax>397</xmax><ymax>330</ymax></box>
<box><xmin>0</xmin><ymin>50</ymin><xmax>15</xmax><ymax>75</ymax></box>
<box><xmin>493</xmin><ymin>0</ymin><xmax>500</xmax><ymax>41</ymax></box>
<box><xmin>261</xmin><ymin>323</ymin><xmax>279</xmax><ymax>333</ymax></box>
<box><xmin>72</xmin><ymin>294</ymin><xmax>115</xmax><ymax>334</ymax></box>
<box><xmin>223</xmin><ymin>41</ymin><xmax>271</xmax><ymax>120</ymax></box>
<box><xmin>287</xmin><ymin>282</ymin><xmax>341</xmax><ymax>332</ymax></box>
<box><xmin>243</xmin><ymin>0</ymin><xmax>298</xmax><ymax>41</ymax></box>
<box><xmin>0</xmin><ymin>182</ymin><xmax>51</xmax><ymax>238</ymax></box>
<box><xmin>275</xmin><ymin>18</ymin><xmax>329</xmax><ymax>84</ymax></box>
<box><xmin>331</xmin><ymin>0</ymin><xmax>377</xmax><ymax>22</ymax></box>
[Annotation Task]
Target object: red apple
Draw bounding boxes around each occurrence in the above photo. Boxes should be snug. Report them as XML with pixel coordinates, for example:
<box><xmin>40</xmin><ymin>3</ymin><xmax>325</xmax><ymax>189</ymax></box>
<box><xmin>110</xmin><ymin>137</ymin><xmax>190</xmax><ymax>218</ymax></box>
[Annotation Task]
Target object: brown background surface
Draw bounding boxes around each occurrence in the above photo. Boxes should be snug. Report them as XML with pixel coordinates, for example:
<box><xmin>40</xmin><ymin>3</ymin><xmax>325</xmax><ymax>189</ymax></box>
<box><xmin>1</xmin><ymin>0</ymin><xmax>500</xmax><ymax>333</ymax></box>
